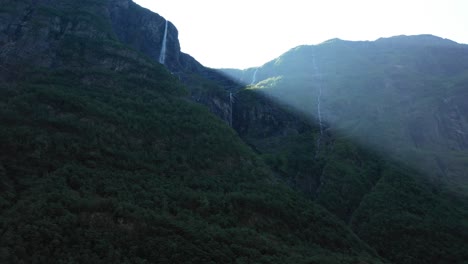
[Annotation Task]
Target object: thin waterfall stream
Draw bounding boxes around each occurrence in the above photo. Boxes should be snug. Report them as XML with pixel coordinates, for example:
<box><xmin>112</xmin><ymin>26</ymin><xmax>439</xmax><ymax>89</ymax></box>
<box><xmin>159</xmin><ymin>20</ymin><xmax>168</xmax><ymax>64</ymax></box>
<box><xmin>312</xmin><ymin>53</ymin><xmax>324</xmax><ymax>155</ymax></box>
<box><xmin>229</xmin><ymin>92</ymin><xmax>234</xmax><ymax>127</ymax></box>
<box><xmin>250</xmin><ymin>68</ymin><xmax>258</xmax><ymax>85</ymax></box>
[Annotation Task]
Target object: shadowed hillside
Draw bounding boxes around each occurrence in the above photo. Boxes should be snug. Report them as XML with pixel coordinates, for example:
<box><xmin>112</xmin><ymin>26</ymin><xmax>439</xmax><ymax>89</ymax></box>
<box><xmin>0</xmin><ymin>0</ymin><xmax>387</xmax><ymax>263</ymax></box>
<box><xmin>0</xmin><ymin>0</ymin><xmax>467</xmax><ymax>263</ymax></box>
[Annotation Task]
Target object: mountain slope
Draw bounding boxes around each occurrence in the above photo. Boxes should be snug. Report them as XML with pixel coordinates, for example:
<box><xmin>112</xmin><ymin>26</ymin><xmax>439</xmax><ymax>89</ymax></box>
<box><xmin>0</xmin><ymin>0</ymin><xmax>385</xmax><ymax>263</ymax></box>
<box><xmin>227</xmin><ymin>36</ymin><xmax>468</xmax><ymax>192</ymax></box>
<box><xmin>220</xmin><ymin>36</ymin><xmax>468</xmax><ymax>264</ymax></box>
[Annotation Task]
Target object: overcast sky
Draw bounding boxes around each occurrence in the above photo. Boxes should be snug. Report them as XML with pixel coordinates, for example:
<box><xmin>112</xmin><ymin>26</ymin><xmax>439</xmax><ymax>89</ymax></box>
<box><xmin>133</xmin><ymin>0</ymin><xmax>468</xmax><ymax>69</ymax></box>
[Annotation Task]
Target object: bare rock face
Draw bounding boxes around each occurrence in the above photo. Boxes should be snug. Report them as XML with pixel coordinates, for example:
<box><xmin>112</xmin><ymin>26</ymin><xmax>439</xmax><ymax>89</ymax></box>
<box><xmin>0</xmin><ymin>0</ymin><xmax>194</xmax><ymax>72</ymax></box>
<box><xmin>106</xmin><ymin>0</ymin><xmax>219</xmax><ymax>75</ymax></box>
<box><xmin>233</xmin><ymin>92</ymin><xmax>312</xmax><ymax>139</ymax></box>
<box><xmin>0</xmin><ymin>0</ymin><xmax>143</xmax><ymax>72</ymax></box>
<box><xmin>0</xmin><ymin>0</ymin><xmax>238</xmax><ymax>124</ymax></box>
<box><xmin>108</xmin><ymin>0</ymin><xmax>180</xmax><ymax>70</ymax></box>
<box><xmin>107</xmin><ymin>0</ymin><xmax>243</xmax><ymax>123</ymax></box>
<box><xmin>0</xmin><ymin>1</ymin><xmax>58</xmax><ymax>68</ymax></box>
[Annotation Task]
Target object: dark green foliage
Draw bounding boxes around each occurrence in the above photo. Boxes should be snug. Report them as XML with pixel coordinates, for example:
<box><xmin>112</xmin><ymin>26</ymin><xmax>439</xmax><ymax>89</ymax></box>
<box><xmin>351</xmin><ymin>165</ymin><xmax>468</xmax><ymax>264</ymax></box>
<box><xmin>0</xmin><ymin>62</ymin><xmax>382</xmax><ymax>263</ymax></box>
<box><xmin>2</xmin><ymin>0</ymin><xmax>467</xmax><ymax>263</ymax></box>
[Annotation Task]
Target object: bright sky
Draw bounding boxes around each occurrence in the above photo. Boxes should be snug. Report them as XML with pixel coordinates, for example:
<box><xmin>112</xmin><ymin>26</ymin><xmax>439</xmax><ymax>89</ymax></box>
<box><xmin>134</xmin><ymin>0</ymin><xmax>468</xmax><ymax>69</ymax></box>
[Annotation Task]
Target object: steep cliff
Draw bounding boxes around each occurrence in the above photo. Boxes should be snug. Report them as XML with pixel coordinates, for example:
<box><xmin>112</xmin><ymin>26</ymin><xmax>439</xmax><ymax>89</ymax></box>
<box><xmin>108</xmin><ymin>0</ymin><xmax>197</xmax><ymax>73</ymax></box>
<box><xmin>108</xmin><ymin>0</ymin><xmax>241</xmax><ymax>124</ymax></box>
<box><xmin>0</xmin><ymin>0</ymin><xmax>163</xmax><ymax>79</ymax></box>
<box><xmin>0</xmin><ymin>0</ymin><xmax>238</xmax><ymax>124</ymax></box>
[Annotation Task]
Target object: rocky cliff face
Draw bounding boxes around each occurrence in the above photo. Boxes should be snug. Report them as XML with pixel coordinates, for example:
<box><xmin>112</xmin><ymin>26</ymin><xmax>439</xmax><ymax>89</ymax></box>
<box><xmin>0</xmin><ymin>0</ymin><xmax>201</xmax><ymax>73</ymax></box>
<box><xmin>233</xmin><ymin>91</ymin><xmax>313</xmax><ymax>139</ymax></box>
<box><xmin>0</xmin><ymin>0</ymin><xmax>239</xmax><ymax>123</ymax></box>
<box><xmin>108</xmin><ymin>0</ymin><xmax>199</xmax><ymax>74</ymax></box>
<box><xmin>0</xmin><ymin>0</ymin><xmax>160</xmax><ymax>79</ymax></box>
<box><xmin>107</xmin><ymin>0</ymin><xmax>241</xmax><ymax>123</ymax></box>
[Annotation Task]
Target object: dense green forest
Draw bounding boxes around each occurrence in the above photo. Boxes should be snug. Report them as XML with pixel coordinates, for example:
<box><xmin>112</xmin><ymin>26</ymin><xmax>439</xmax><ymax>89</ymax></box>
<box><xmin>0</xmin><ymin>66</ymin><xmax>384</xmax><ymax>263</ymax></box>
<box><xmin>0</xmin><ymin>1</ymin><xmax>384</xmax><ymax>263</ymax></box>
<box><xmin>0</xmin><ymin>0</ymin><xmax>467</xmax><ymax>263</ymax></box>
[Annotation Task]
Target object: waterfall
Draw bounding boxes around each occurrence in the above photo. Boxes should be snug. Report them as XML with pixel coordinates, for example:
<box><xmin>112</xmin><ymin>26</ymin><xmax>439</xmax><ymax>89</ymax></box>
<box><xmin>312</xmin><ymin>54</ymin><xmax>324</xmax><ymax>155</ymax></box>
<box><xmin>229</xmin><ymin>92</ymin><xmax>234</xmax><ymax>127</ymax></box>
<box><xmin>250</xmin><ymin>68</ymin><xmax>258</xmax><ymax>85</ymax></box>
<box><xmin>159</xmin><ymin>20</ymin><xmax>168</xmax><ymax>65</ymax></box>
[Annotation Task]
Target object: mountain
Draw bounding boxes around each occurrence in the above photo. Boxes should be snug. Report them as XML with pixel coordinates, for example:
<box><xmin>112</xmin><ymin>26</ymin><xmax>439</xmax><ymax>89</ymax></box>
<box><xmin>223</xmin><ymin>35</ymin><xmax>468</xmax><ymax>193</ymax></box>
<box><xmin>220</xmin><ymin>35</ymin><xmax>468</xmax><ymax>263</ymax></box>
<box><xmin>1</xmin><ymin>0</ymin><xmax>467</xmax><ymax>263</ymax></box>
<box><xmin>0</xmin><ymin>0</ymin><xmax>389</xmax><ymax>263</ymax></box>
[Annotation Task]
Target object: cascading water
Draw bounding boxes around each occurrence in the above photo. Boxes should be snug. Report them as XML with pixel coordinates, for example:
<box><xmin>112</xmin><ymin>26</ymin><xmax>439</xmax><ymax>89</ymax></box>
<box><xmin>158</xmin><ymin>20</ymin><xmax>168</xmax><ymax>65</ymax></box>
<box><xmin>312</xmin><ymin>53</ymin><xmax>324</xmax><ymax>155</ymax></box>
<box><xmin>250</xmin><ymin>68</ymin><xmax>258</xmax><ymax>85</ymax></box>
<box><xmin>312</xmin><ymin>52</ymin><xmax>326</xmax><ymax>195</ymax></box>
<box><xmin>229</xmin><ymin>92</ymin><xmax>234</xmax><ymax>127</ymax></box>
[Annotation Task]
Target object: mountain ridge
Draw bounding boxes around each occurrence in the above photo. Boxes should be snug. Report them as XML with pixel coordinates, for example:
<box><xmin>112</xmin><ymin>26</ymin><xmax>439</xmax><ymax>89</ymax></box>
<box><xmin>375</xmin><ymin>34</ymin><xmax>460</xmax><ymax>46</ymax></box>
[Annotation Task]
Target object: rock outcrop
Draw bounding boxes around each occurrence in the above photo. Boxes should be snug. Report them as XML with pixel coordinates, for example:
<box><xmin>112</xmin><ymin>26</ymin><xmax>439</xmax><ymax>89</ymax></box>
<box><xmin>107</xmin><ymin>0</ymin><xmax>242</xmax><ymax>123</ymax></box>
<box><xmin>0</xmin><ymin>0</ymin><xmax>241</xmax><ymax>123</ymax></box>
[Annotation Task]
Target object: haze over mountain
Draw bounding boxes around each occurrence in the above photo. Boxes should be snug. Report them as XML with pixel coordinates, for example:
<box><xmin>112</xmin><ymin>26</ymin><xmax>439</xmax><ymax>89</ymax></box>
<box><xmin>221</xmin><ymin>35</ymin><xmax>468</xmax><ymax>263</ymax></box>
<box><xmin>221</xmin><ymin>35</ymin><xmax>468</xmax><ymax>193</ymax></box>
<box><xmin>0</xmin><ymin>0</ymin><xmax>467</xmax><ymax>264</ymax></box>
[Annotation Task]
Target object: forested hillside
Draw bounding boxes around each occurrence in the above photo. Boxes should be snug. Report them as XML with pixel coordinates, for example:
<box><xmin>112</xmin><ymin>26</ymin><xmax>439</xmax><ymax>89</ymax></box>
<box><xmin>0</xmin><ymin>0</ymin><xmax>385</xmax><ymax>263</ymax></box>
<box><xmin>0</xmin><ymin>0</ymin><xmax>467</xmax><ymax>263</ymax></box>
